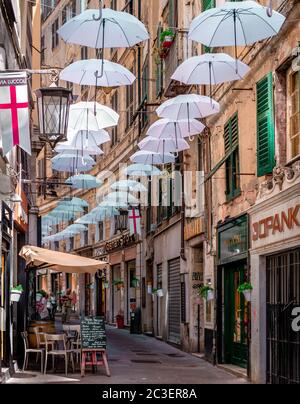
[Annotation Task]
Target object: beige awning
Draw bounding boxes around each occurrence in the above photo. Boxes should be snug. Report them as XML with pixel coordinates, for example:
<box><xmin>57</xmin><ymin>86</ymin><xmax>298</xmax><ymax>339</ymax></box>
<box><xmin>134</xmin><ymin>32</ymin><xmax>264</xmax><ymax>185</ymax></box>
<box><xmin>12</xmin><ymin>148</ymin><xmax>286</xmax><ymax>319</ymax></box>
<box><xmin>19</xmin><ymin>246</ymin><xmax>107</xmax><ymax>275</ymax></box>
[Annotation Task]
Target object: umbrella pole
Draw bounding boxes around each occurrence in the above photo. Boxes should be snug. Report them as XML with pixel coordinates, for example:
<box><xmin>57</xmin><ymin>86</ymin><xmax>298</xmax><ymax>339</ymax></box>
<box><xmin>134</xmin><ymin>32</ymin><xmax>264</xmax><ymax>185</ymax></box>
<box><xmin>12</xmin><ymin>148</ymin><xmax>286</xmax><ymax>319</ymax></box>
<box><xmin>209</xmin><ymin>61</ymin><xmax>213</xmax><ymax>108</ymax></box>
<box><xmin>233</xmin><ymin>10</ymin><xmax>238</xmax><ymax>74</ymax></box>
<box><xmin>187</xmin><ymin>103</ymin><xmax>191</xmax><ymax>133</ymax></box>
<box><xmin>174</xmin><ymin>123</ymin><xmax>179</xmax><ymax>149</ymax></box>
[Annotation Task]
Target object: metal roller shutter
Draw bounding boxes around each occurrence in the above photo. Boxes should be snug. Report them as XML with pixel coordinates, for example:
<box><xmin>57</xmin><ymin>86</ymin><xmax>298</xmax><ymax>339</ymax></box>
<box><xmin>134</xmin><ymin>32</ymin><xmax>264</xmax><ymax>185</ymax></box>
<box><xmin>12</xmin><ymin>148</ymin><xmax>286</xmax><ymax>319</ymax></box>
<box><xmin>168</xmin><ymin>258</ymin><xmax>181</xmax><ymax>344</ymax></box>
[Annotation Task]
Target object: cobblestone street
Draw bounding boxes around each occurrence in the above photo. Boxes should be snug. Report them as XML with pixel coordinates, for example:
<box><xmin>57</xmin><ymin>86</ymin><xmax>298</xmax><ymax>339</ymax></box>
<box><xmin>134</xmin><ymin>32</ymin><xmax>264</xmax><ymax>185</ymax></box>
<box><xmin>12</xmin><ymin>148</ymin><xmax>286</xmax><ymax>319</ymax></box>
<box><xmin>8</xmin><ymin>327</ymin><xmax>248</xmax><ymax>385</ymax></box>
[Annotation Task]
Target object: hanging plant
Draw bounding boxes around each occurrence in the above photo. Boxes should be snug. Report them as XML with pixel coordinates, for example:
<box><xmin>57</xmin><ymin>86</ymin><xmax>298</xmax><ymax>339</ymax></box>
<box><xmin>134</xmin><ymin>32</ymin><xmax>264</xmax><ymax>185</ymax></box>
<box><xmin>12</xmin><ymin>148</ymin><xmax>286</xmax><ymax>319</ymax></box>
<box><xmin>10</xmin><ymin>285</ymin><xmax>24</xmax><ymax>303</ymax></box>
<box><xmin>131</xmin><ymin>277</ymin><xmax>140</xmax><ymax>288</ymax></box>
<box><xmin>198</xmin><ymin>284</ymin><xmax>214</xmax><ymax>301</ymax></box>
<box><xmin>160</xmin><ymin>28</ymin><xmax>174</xmax><ymax>48</ymax></box>
<box><xmin>237</xmin><ymin>282</ymin><xmax>253</xmax><ymax>302</ymax></box>
<box><xmin>113</xmin><ymin>279</ymin><xmax>124</xmax><ymax>290</ymax></box>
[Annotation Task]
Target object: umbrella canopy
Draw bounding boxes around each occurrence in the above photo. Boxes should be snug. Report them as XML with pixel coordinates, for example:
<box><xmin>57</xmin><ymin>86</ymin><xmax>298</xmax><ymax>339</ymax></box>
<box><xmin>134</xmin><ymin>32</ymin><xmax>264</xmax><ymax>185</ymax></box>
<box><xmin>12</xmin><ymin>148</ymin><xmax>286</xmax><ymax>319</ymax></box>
<box><xmin>57</xmin><ymin>7</ymin><xmax>149</xmax><ymax>49</ymax></box>
<box><xmin>58</xmin><ymin>197</ymin><xmax>89</xmax><ymax>208</ymax></box>
<box><xmin>60</xmin><ymin>59</ymin><xmax>136</xmax><ymax>87</ymax></box>
<box><xmin>130</xmin><ymin>151</ymin><xmax>175</xmax><ymax>165</ymax></box>
<box><xmin>147</xmin><ymin>119</ymin><xmax>205</xmax><ymax>140</ymax></box>
<box><xmin>65</xmin><ymin>224</ymin><xmax>87</xmax><ymax>234</ymax></box>
<box><xmin>123</xmin><ymin>164</ymin><xmax>162</xmax><ymax>177</ymax></box>
<box><xmin>20</xmin><ymin>245</ymin><xmax>106</xmax><ymax>274</ymax></box>
<box><xmin>54</xmin><ymin>205</ymin><xmax>84</xmax><ymax>214</ymax></box>
<box><xmin>52</xmin><ymin>153</ymin><xmax>96</xmax><ymax>173</ymax></box>
<box><xmin>104</xmin><ymin>191</ymin><xmax>139</xmax><ymax>206</ymax></box>
<box><xmin>55</xmin><ymin>142</ymin><xmax>104</xmax><ymax>156</ymax></box>
<box><xmin>76</xmin><ymin>214</ymin><xmax>101</xmax><ymax>225</ymax></box>
<box><xmin>98</xmin><ymin>199</ymin><xmax>129</xmax><ymax>209</ymax></box>
<box><xmin>156</xmin><ymin>94</ymin><xmax>220</xmax><ymax>120</ymax></box>
<box><xmin>111</xmin><ymin>180</ymin><xmax>147</xmax><ymax>193</ymax></box>
<box><xmin>138</xmin><ymin>137</ymin><xmax>190</xmax><ymax>154</ymax></box>
<box><xmin>188</xmin><ymin>1</ymin><xmax>285</xmax><ymax>48</ymax></box>
<box><xmin>66</xmin><ymin>174</ymin><xmax>103</xmax><ymax>190</ymax></box>
<box><xmin>68</xmin><ymin>102</ymin><xmax>119</xmax><ymax>132</ymax></box>
<box><xmin>88</xmin><ymin>206</ymin><xmax>120</xmax><ymax>220</ymax></box>
<box><xmin>172</xmin><ymin>54</ymin><xmax>250</xmax><ymax>85</ymax></box>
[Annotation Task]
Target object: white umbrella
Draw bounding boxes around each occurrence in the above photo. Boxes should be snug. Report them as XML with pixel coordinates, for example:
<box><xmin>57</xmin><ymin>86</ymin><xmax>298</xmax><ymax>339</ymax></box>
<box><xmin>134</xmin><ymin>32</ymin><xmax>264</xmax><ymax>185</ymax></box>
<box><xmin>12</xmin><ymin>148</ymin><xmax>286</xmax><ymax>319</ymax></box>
<box><xmin>147</xmin><ymin>119</ymin><xmax>205</xmax><ymax>141</ymax></box>
<box><xmin>68</xmin><ymin>102</ymin><xmax>119</xmax><ymax>132</ymax></box>
<box><xmin>67</xmin><ymin>129</ymin><xmax>111</xmax><ymax>149</ymax></box>
<box><xmin>130</xmin><ymin>151</ymin><xmax>175</xmax><ymax>165</ymax></box>
<box><xmin>52</xmin><ymin>153</ymin><xmax>95</xmax><ymax>173</ymax></box>
<box><xmin>138</xmin><ymin>137</ymin><xmax>190</xmax><ymax>154</ymax></box>
<box><xmin>65</xmin><ymin>224</ymin><xmax>87</xmax><ymax>234</ymax></box>
<box><xmin>58</xmin><ymin>197</ymin><xmax>89</xmax><ymax>208</ymax></box>
<box><xmin>66</xmin><ymin>174</ymin><xmax>103</xmax><ymax>190</ymax></box>
<box><xmin>55</xmin><ymin>142</ymin><xmax>104</xmax><ymax>156</ymax></box>
<box><xmin>58</xmin><ymin>6</ymin><xmax>149</xmax><ymax>49</ymax></box>
<box><xmin>88</xmin><ymin>206</ymin><xmax>120</xmax><ymax>220</ymax></box>
<box><xmin>172</xmin><ymin>54</ymin><xmax>250</xmax><ymax>87</ymax></box>
<box><xmin>60</xmin><ymin>59</ymin><xmax>136</xmax><ymax>87</ymax></box>
<box><xmin>188</xmin><ymin>1</ymin><xmax>285</xmax><ymax>62</ymax></box>
<box><xmin>111</xmin><ymin>180</ymin><xmax>147</xmax><ymax>193</ymax></box>
<box><xmin>104</xmin><ymin>192</ymin><xmax>139</xmax><ymax>206</ymax></box>
<box><xmin>123</xmin><ymin>164</ymin><xmax>162</xmax><ymax>177</ymax></box>
<box><xmin>156</xmin><ymin>94</ymin><xmax>220</xmax><ymax>121</ymax></box>
<box><xmin>76</xmin><ymin>214</ymin><xmax>101</xmax><ymax>225</ymax></box>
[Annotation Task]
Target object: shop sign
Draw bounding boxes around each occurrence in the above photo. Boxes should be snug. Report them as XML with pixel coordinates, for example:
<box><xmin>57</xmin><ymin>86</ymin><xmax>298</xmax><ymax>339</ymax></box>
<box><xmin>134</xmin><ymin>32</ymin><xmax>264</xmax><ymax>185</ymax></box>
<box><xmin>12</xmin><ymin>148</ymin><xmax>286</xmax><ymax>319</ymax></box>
<box><xmin>218</xmin><ymin>215</ymin><xmax>248</xmax><ymax>264</ymax></box>
<box><xmin>251</xmin><ymin>197</ymin><xmax>300</xmax><ymax>249</ymax></box>
<box><xmin>105</xmin><ymin>234</ymin><xmax>136</xmax><ymax>253</ymax></box>
<box><xmin>185</xmin><ymin>217</ymin><xmax>204</xmax><ymax>241</ymax></box>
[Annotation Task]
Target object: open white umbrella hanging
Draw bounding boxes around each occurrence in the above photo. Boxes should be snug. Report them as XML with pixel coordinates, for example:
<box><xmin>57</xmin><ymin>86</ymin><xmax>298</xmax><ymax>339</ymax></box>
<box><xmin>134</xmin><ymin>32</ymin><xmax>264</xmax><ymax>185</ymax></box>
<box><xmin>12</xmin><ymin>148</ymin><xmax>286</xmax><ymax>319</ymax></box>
<box><xmin>156</xmin><ymin>94</ymin><xmax>220</xmax><ymax>128</ymax></box>
<box><xmin>111</xmin><ymin>180</ymin><xmax>147</xmax><ymax>193</ymax></box>
<box><xmin>138</xmin><ymin>137</ymin><xmax>190</xmax><ymax>155</ymax></box>
<box><xmin>90</xmin><ymin>206</ymin><xmax>120</xmax><ymax>219</ymax></box>
<box><xmin>130</xmin><ymin>151</ymin><xmax>175</xmax><ymax>165</ymax></box>
<box><xmin>188</xmin><ymin>1</ymin><xmax>285</xmax><ymax>64</ymax></box>
<box><xmin>68</xmin><ymin>102</ymin><xmax>119</xmax><ymax>132</ymax></box>
<box><xmin>68</xmin><ymin>129</ymin><xmax>111</xmax><ymax>148</ymax></box>
<box><xmin>104</xmin><ymin>192</ymin><xmax>139</xmax><ymax>206</ymax></box>
<box><xmin>172</xmin><ymin>53</ymin><xmax>250</xmax><ymax>96</ymax></box>
<box><xmin>66</xmin><ymin>174</ymin><xmax>103</xmax><ymax>190</ymax></box>
<box><xmin>76</xmin><ymin>214</ymin><xmax>101</xmax><ymax>225</ymax></box>
<box><xmin>55</xmin><ymin>142</ymin><xmax>104</xmax><ymax>156</ymax></box>
<box><xmin>123</xmin><ymin>164</ymin><xmax>162</xmax><ymax>177</ymax></box>
<box><xmin>60</xmin><ymin>59</ymin><xmax>136</xmax><ymax>87</ymax></box>
<box><xmin>59</xmin><ymin>197</ymin><xmax>89</xmax><ymax>208</ymax></box>
<box><xmin>52</xmin><ymin>153</ymin><xmax>96</xmax><ymax>173</ymax></box>
<box><xmin>58</xmin><ymin>5</ymin><xmax>149</xmax><ymax>49</ymax></box>
<box><xmin>147</xmin><ymin>119</ymin><xmax>205</xmax><ymax>142</ymax></box>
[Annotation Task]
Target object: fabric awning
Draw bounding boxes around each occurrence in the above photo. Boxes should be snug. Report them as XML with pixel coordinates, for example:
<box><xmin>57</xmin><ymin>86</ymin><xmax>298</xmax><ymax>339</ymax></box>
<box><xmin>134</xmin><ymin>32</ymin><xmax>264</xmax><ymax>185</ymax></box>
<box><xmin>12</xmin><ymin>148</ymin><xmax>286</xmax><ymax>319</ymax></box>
<box><xmin>19</xmin><ymin>245</ymin><xmax>107</xmax><ymax>275</ymax></box>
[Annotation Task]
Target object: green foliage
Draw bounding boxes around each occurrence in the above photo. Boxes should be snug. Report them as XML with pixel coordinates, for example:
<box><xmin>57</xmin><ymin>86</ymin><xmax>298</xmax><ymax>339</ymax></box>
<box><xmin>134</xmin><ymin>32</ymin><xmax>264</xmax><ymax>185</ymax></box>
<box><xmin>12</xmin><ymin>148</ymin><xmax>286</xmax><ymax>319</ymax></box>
<box><xmin>37</xmin><ymin>289</ymin><xmax>47</xmax><ymax>298</ymax></box>
<box><xmin>198</xmin><ymin>284</ymin><xmax>213</xmax><ymax>299</ymax></box>
<box><xmin>237</xmin><ymin>282</ymin><xmax>253</xmax><ymax>294</ymax></box>
<box><xmin>11</xmin><ymin>285</ymin><xmax>24</xmax><ymax>293</ymax></box>
<box><xmin>113</xmin><ymin>279</ymin><xmax>124</xmax><ymax>287</ymax></box>
<box><xmin>160</xmin><ymin>29</ymin><xmax>174</xmax><ymax>43</ymax></box>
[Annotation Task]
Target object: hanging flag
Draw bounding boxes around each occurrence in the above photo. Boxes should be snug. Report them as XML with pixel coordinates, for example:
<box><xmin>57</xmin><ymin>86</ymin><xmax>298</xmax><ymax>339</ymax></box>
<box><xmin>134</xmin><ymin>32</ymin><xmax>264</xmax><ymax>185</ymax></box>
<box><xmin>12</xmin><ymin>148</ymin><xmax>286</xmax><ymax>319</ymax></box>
<box><xmin>0</xmin><ymin>72</ymin><xmax>31</xmax><ymax>155</ymax></box>
<box><xmin>128</xmin><ymin>208</ymin><xmax>142</xmax><ymax>237</ymax></box>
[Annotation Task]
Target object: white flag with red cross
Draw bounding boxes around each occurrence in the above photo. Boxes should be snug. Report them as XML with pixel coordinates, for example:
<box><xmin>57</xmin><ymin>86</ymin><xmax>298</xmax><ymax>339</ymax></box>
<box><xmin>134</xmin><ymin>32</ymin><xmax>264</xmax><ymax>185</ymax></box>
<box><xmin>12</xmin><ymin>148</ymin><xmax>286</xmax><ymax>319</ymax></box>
<box><xmin>128</xmin><ymin>208</ymin><xmax>142</xmax><ymax>237</ymax></box>
<box><xmin>0</xmin><ymin>72</ymin><xmax>31</xmax><ymax>155</ymax></box>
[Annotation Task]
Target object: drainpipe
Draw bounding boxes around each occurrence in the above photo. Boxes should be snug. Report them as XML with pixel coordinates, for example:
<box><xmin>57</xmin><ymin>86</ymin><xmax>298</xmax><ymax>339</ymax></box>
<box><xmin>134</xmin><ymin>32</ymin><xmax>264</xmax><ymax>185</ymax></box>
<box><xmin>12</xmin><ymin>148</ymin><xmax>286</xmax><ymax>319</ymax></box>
<box><xmin>180</xmin><ymin>153</ymin><xmax>186</xmax><ymax>261</ymax></box>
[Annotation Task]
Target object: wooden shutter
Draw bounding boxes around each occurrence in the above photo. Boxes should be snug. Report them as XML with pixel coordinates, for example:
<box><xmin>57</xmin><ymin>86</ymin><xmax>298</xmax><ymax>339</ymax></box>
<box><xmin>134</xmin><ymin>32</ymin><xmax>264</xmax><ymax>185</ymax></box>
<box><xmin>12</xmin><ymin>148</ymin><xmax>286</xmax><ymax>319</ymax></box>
<box><xmin>224</xmin><ymin>113</ymin><xmax>238</xmax><ymax>153</ymax></box>
<box><xmin>257</xmin><ymin>73</ymin><xmax>275</xmax><ymax>176</ymax></box>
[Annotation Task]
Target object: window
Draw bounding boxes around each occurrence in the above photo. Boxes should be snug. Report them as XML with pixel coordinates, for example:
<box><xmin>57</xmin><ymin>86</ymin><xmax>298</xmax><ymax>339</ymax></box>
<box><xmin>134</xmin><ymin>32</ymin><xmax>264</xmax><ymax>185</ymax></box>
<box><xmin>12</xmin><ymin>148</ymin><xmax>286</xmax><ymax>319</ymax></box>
<box><xmin>98</xmin><ymin>222</ymin><xmax>104</xmax><ymax>242</ymax></box>
<box><xmin>126</xmin><ymin>67</ymin><xmax>136</xmax><ymax>129</ymax></box>
<box><xmin>124</xmin><ymin>0</ymin><xmax>133</xmax><ymax>14</ymax></box>
<box><xmin>71</xmin><ymin>0</ymin><xmax>77</xmax><ymax>18</ymax></box>
<box><xmin>41</xmin><ymin>36</ymin><xmax>45</xmax><ymax>65</ymax></box>
<box><xmin>256</xmin><ymin>73</ymin><xmax>275</xmax><ymax>176</ymax></box>
<box><xmin>111</xmin><ymin>0</ymin><xmax>117</xmax><ymax>10</ymax></box>
<box><xmin>202</xmin><ymin>0</ymin><xmax>215</xmax><ymax>53</ymax></box>
<box><xmin>156</xmin><ymin>25</ymin><xmax>163</xmax><ymax>97</ymax></box>
<box><xmin>146</xmin><ymin>180</ymin><xmax>152</xmax><ymax>234</ymax></box>
<box><xmin>62</xmin><ymin>6</ymin><xmax>67</xmax><ymax>24</ymax></box>
<box><xmin>168</xmin><ymin>0</ymin><xmax>178</xmax><ymax>28</ymax></box>
<box><xmin>52</xmin><ymin>19</ymin><xmax>59</xmax><ymax>49</ymax></box>
<box><xmin>81</xmin><ymin>46</ymin><xmax>88</xmax><ymax>60</ymax></box>
<box><xmin>141</xmin><ymin>59</ymin><xmax>149</xmax><ymax>129</ymax></box>
<box><xmin>111</xmin><ymin>92</ymin><xmax>118</xmax><ymax>146</ymax></box>
<box><xmin>288</xmin><ymin>69</ymin><xmax>300</xmax><ymax>160</ymax></box>
<box><xmin>157</xmin><ymin>178</ymin><xmax>168</xmax><ymax>224</ymax></box>
<box><xmin>224</xmin><ymin>113</ymin><xmax>240</xmax><ymax>200</ymax></box>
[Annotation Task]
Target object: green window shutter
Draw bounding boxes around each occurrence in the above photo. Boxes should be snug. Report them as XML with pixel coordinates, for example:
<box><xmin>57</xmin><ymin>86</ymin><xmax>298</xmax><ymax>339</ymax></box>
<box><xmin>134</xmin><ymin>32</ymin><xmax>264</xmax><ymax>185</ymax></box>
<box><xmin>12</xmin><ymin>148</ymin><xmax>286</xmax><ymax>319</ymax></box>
<box><xmin>256</xmin><ymin>73</ymin><xmax>275</xmax><ymax>177</ymax></box>
<box><xmin>224</xmin><ymin>113</ymin><xmax>240</xmax><ymax>200</ymax></box>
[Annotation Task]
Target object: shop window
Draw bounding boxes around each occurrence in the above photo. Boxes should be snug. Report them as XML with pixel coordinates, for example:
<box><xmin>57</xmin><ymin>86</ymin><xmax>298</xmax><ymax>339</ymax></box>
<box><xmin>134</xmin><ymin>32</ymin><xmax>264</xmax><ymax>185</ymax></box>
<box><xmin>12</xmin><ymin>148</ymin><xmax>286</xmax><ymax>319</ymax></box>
<box><xmin>287</xmin><ymin>69</ymin><xmax>300</xmax><ymax>160</ymax></box>
<box><xmin>141</xmin><ymin>59</ymin><xmax>149</xmax><ymax>129</ymax></box>
<box><xmin>256</xmin><ymin>72</ymin><xmax>275</xmax><ymax>176</ymax></box>
<box><xmin>224</xmin><ymin>113</ymin><xmax>240</xmax><ymax>201</ymax></box>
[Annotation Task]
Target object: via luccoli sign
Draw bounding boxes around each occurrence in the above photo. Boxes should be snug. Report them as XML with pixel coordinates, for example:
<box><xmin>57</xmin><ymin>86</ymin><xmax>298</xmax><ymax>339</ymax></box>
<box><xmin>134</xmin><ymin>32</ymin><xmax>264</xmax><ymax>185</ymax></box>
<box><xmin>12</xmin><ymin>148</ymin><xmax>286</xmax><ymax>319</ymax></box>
<box><xmin>218</xmin><ymin>215</ymin><xmax>248</xmax><ymax>264</ymax></box>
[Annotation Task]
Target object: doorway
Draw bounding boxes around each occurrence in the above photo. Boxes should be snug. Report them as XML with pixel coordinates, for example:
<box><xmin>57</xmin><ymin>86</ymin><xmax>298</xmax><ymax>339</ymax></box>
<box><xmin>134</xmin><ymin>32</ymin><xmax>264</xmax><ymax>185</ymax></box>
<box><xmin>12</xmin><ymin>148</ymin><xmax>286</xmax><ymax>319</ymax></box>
<box><xmin>224</xmin><ymin>262</ymin><xmax>249</xmax><ymax>369</ymax></box>
<box><xmin>126</xmin><ymin>261</ymin><xmax>136</xmax><ymax>325</ymax></box>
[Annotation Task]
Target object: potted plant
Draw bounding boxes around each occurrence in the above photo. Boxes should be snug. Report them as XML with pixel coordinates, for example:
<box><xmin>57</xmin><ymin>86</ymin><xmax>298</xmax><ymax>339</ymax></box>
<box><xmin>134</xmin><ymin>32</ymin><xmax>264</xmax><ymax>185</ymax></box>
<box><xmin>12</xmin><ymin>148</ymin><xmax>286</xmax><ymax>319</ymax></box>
<box><xmin>160</xmin><ymin>28</ymin><xmax>174</xmax><ymax>49</ymax></box>
<box><xmin>157</xmin><ymin>289</ymin><xmax>164</xmax><ymax>298</ymax></box>
<box><xmin>198</xmin><ymin>284</ymin><xmax>214</xmax><ymax>301</ymax></box>
<box><xmin>113</xmin><ymin>279</ymin><xmax>124</xmax><ymax>291</ymax></box>
<box><xmin>131</xmin><ymin>277</ymin><xmax>140</xmax><ymax>288</ymax></box>
<box><xmin>238</xmin><ymin>282</ymin><xmax>253</xmax><ymax>302</ymax></box>
<box><xmin>10</xmin><ymin>285</ymin><xmax>24</xmax><ymax>302</ymax></box>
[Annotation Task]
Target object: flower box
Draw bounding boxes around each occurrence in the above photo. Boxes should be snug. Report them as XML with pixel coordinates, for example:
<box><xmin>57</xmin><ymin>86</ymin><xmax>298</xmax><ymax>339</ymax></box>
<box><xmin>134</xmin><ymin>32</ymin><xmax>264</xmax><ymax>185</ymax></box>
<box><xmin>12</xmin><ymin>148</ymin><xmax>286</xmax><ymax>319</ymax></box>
<box><xmin>11</xmin><ymin>290</ymin><xmax>22</xmax><ymax>302</ymax></box>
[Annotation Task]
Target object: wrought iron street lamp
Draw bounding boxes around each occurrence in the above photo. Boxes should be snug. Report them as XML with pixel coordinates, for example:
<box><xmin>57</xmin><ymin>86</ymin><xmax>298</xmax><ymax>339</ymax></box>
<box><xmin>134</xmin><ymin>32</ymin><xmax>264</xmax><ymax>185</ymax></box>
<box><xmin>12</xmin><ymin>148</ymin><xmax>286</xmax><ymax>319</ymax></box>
<box><xmin>35</xmin><ymin>85</ymin><xmax>72</xmax><ymax>150</ymax></box>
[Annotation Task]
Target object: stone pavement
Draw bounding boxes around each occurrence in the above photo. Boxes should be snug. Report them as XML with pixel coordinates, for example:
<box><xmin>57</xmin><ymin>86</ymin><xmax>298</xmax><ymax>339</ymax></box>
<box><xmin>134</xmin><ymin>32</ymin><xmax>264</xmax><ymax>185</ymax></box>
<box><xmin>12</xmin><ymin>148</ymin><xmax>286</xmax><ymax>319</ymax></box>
<box><xmin>7</xmin><ymin>326</ymin><xmax>248</xmax><ymax>384</ymax></box>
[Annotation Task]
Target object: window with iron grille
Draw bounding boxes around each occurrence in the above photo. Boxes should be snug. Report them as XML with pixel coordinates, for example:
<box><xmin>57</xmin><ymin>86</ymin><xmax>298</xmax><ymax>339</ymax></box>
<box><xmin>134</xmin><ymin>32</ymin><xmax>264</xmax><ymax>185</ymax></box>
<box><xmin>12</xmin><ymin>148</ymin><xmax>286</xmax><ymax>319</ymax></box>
<box><xmin>52</xmin><ymin>19</ymin><xmax>59</xmax><ymax>49</ymax></box>
<box><xmin>126</xmin><ymin>66</ymin><xmax>136</xmax><ymax>129</ymax></box>
<box><xmin>224</xmin><ymin>113</ymin><xmax>240</xmax><ymax>201</ymax></box>
<box><xmin>111</xmin><ymin>92</ymin><xmax>118</xmax><ymax>146</ymax></box>
<box><xmin>256</xmin><ymin>73</ymin><xmax>275</xmax><ymax>176</ymax></box>
<box><xmin>141</xmin><ymin>59</ymin><xmax>149</xmax><ymax>129</ymax></box>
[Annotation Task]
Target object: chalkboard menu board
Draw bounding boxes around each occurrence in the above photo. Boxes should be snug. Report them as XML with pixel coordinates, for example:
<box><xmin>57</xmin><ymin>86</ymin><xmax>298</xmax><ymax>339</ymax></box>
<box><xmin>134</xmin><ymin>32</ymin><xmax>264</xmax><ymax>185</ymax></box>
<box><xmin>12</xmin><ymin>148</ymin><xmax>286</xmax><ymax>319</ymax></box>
<box><xmin>81</xmin><ymin>317</ymin><xmax>107</xmax><ymax>350</ymax></box>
